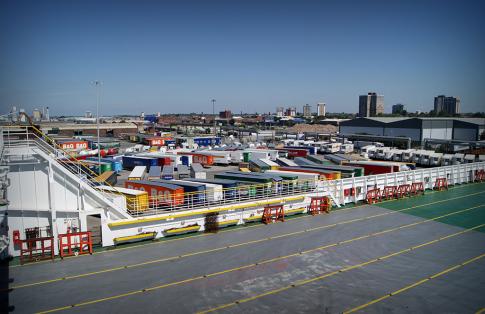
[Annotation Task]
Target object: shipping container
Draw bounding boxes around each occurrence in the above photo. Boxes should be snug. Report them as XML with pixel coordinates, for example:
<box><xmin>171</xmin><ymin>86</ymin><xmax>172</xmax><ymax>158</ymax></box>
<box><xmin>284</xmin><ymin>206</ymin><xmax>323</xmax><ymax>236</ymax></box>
<box><xmin>190</xmin><ymin>163</ymin><xmax>206</xmax><ymax>179</ymax></box>
<box><xmin>277</xmin><ymin>148</ymin><xmax>308</xmax><ymax>158</ymax></box>
<box><xmin>343</xmin><ymin>160</ymin><xmax>399</xmax><ymax>175</ymax></box>
<box><xmin>266</xmin><ymin>170</ymin><xmax>318</xmax><ymax>189</ymax></box>
<box><xmin>214</xmin><ymin>172</ymin><xmax>273</xmax><ymax>193</ymax></box>
<box><xmin>221</xmin><ymin>171</ymin><xmax>282</xmax><ymax>193</ymax></box>
<box><xmin>225</xmin><ymin>171</ymin><xmax>285</xmax><ymax>193</ymax></box>
<box><xmin>156</xmin><ymin>180</ymin><xmax>207</xmax><ymax>204</ymax></box>
<box><xmin>177</xmin><ymin>164</ymin><xmax>190</xmax><ymax>179</ymax></box>
<box><xmin>141</xmin><ymin>136</ymin><xmax>168</xmax><ymax>146</ymax></box>
<box><xmin>193</xmin><ymin>136</ymin><xmax>221</xmax><ymax>146</ymax></box>
<box><xmin>57</xmin><ymin>140</ymin><xmax>89</xmax><ymax>151</ymax></box>
<box><xmin>260</xmin><ymin>158</ymin><xmax>279</xmax><ymax>170</ymax></box>
<box><xmin>284</xmin><ymin>146</ymin><xmax>318</xmax><ymax>155</ymax></box>
<box><xmin>79</xmin><ymin>159</ymin><xmax>112</xmax><ymax>174</ymax></box>
<box><xmin>277</xmin><ymin>166</ymin><xmax>341</xmax><ymax>180</ymax></box>
<box><xmin>129</xmin><ymin>166</ymin><xmax>147</xmax><ymax>180</ymax></box>
<box><xmin>307</xmin><ymin>154</ymin><xmax>337</xmax><ymax>165</ymax></box>
<box><xmin>249</xmin><ymin>159</ymin><xmax>271</xmax><ymax>172</ymax></box>
<box><xmin>161</xmin><ymin>165</ymin><xmax>175</xmax><ymax>180</ymax></box>
<box><xmin>293</xmin><ymin>157</ymin><xmax>318</xmax><ymax>167</ymax></box>
<box><xmin>177</xmin><ymin>152</ymin><xmax>214</xmax><ymax>166</ymax></box>
<box><xmin>122</xmin><ymin>156</ymin><xmax>158</xmax><ymax>170</ymax></box>
<box><xmin>86</xmin><ymin>157</ymin><xmax>122</xmax><ymax>173</ymax></box>
<box><xmin>184</xmin><ymin>178</ymin><xmax>238</xmax><ymax>199</ymax></box>
<box><xmin>124</xmin><ymin>180</ymin><xmax>184</xmax><ymax>207</ymax></box>
<box><xmin>275</xmin><ymin>157</ymin><xmax>298</xmax><ymax>167</ymax></box>
<box><xmin>173</xmin><ymin>180</ymin><xmax>223</xmax><ymax>202</ymax></box>
<box><xmin>147</xmin><ymin>166</ymin><xmax>162</xmax><ymax>180</ymax></box>
<box><xmin>244</xmin><ymin>149</ymin><xmax>279</xmax><ymax>161</ymax></box>
<box><xmin>199</xmin><ymin>150</ymin><xmax>232</xmax><ymax>164</ymax></box>
<box><xmin>96</xmin><ymin>185</ymin><xmax>149</xmax><ymax>212</ymax></box>
<box><xmin>298</xmin><ymin>164</ymin><xmax>364</xmax><ymax>178</ymax></box>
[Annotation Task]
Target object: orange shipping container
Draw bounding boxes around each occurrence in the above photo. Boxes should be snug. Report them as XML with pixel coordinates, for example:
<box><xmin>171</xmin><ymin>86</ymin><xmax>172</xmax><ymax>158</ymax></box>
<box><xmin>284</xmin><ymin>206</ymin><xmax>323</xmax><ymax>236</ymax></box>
<box><xmin>124</xmin><ymin>180</ymin><xmax>184</xmax><ymax>206</ymax></box>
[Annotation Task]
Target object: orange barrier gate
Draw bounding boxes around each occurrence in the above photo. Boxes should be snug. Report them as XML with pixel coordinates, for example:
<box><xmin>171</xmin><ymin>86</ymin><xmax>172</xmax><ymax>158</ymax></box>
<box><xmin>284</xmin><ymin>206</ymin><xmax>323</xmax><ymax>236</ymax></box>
<box><xmin>58</xmin><ymin>231</ymin><xmax>93</xmax><ymax>258</ymax></box>
<box><xmin>366</xmin><ymin>188</ymin><xmax>381</xmax><ymax>204</ymax></box>
<box><xmin>410</xmin><ymin>182</ymin><xmax>424</xmax><ymax>195</ymax></box>
<box><xmin>262</xmin><ymin>204</ymin><xmax>285</xmax><ymax>224</ymax></box>
<box><xmin>18</xmin><ymin>237</ymin><xmax>55</xmax><ymax>265</ymax></box>
<box><xmin>475</xmin><ymin>170</ymin><xmax>485</xmax><ymax>182</ymax></box>
<box><xmin>382</xmin><ymin>186</ymin><xmax>397</xmax><ymax>200</ymax></box>
<box><xmin>396</xmin><ymin>184</ymin><xmax>411</xmax><ymax>198</ymax></box>
<box><xmin>308</xmin><ymin>196</ymin><xmax>331</xmax><ymax>215</ymax></box>
<box><xmin>434</xmin><ymin>178</ymin><xmax>448</xmax><ymax>191</ymax></box>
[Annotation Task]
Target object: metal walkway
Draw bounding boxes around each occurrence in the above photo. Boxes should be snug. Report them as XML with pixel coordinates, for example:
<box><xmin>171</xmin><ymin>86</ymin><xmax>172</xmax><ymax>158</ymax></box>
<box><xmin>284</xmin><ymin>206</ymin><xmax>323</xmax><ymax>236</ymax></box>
<box><xmin>3</xmin><ymin>182</ymin><xmax>485</xmax><ymax>313</ymax></box>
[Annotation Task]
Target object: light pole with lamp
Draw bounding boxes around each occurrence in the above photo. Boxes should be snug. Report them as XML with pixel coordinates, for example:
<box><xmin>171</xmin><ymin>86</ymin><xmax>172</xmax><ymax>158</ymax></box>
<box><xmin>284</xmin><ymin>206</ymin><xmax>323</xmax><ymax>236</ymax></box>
<box><xmin>94</xmin><ymin>80</ymin><xmax>102</xmax><ymax>175</ymax></box>
<box><xmin>211</xmin><ymin>99</ymin><xmax>216</xmax><ymax>145</ymax></box>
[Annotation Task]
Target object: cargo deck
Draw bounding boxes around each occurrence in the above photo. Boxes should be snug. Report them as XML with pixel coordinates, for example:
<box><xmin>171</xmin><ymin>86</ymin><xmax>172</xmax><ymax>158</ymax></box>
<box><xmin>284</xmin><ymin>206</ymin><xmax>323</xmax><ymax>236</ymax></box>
<box><xmin>3</xmin><ymin>182</ymin><xmax>485</xmax><ymax>313</ymax></box>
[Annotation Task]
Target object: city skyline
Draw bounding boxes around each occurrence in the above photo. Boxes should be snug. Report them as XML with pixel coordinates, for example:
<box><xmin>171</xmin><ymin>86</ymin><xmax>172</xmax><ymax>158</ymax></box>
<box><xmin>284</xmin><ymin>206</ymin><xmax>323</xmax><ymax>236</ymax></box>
<box><xmin>1</xmin><ymin>0</ymin><xmax>485</xmax><ymax>116</ymax></box>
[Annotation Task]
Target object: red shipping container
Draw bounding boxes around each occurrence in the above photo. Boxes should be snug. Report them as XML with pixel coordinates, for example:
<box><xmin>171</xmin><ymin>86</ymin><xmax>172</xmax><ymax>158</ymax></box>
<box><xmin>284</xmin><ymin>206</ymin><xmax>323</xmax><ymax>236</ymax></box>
<box><xmin>277</xmin><ymin>148</ymin><xmax>308</xmax><ymax>158</ymax></box>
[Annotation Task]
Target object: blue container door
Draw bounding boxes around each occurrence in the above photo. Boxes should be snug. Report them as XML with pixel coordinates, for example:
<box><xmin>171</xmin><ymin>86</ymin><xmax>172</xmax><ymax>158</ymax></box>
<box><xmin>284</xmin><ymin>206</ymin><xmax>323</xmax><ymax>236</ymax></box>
<box><xmin>181</xmin><ymin>156</ymin><xmax>189</xmax><ymax>166</ymax></box>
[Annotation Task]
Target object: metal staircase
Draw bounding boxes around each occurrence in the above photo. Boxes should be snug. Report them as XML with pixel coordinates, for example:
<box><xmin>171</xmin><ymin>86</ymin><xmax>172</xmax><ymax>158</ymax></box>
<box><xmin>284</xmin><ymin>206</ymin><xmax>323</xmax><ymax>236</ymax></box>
<box><xmin>1</xmin><ymin>126</ymin><xmax>130</xmax><ymax>219</ymax></box>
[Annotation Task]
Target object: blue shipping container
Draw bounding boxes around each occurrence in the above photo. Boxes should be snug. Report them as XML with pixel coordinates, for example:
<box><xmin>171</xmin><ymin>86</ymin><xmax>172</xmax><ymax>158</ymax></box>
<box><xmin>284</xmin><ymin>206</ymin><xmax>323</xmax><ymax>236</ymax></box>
<box><xmin>156</xmin><ymin>179</ymin><xmax>206</xmax><ymax>204</ymax></box>
<box><xmin>122</xmin><ymin>156</ymin><xmax>158</xmax><ymax>170</ymax></box>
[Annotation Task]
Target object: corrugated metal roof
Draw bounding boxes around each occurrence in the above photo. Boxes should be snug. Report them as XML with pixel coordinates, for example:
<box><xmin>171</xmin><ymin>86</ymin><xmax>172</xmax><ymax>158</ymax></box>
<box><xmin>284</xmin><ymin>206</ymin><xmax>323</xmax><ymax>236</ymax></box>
<box><xmin>353</xmin><ymin>117</ymin><xmax>485</xmax><ymax>126</ymax></box>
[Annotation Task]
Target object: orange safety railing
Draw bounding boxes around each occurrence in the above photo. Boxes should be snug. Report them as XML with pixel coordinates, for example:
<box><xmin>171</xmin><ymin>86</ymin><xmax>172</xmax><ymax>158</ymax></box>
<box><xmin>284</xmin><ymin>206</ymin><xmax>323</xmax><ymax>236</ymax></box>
<box><xmin>18</xmin><ymin>237</ymin><xmax>55</xmax><ymax>265</ymax></box>
<box><xmin>308</xmin><ymin>196</ymin><xmax>331</xmax><ymax>215</ymax></box>
<box><xmin>366</xmin><ymin>188</ymin><xmax>381</xmax><ymax>204</ymax></box>
<box><xmin>410</xmin><ymin>182</ymin><xmax>424</xmax><ymax>195</ymax></box>
<box><xmin>58</xmin><ymin>231</ymin><xmax>93</xmax><ymax>258</ymax></box>
<box><xmin>434</xmin><ymin>178</ymin><xmax>448</xmax><ymax>191</ymax></box>
<box><xmin>396</xmin><ymin>184</ymin><xmax>411</xmax><ymax>198</ymax></box>
<box><xmin>262</xmin><ymin>204</ymin><xmax>285</xmax><ymax>224</ymax></box>
<box><xmin>382</xmin><ymin>186</ymin><xmax>397</xmax><ymax>200</ymax></box>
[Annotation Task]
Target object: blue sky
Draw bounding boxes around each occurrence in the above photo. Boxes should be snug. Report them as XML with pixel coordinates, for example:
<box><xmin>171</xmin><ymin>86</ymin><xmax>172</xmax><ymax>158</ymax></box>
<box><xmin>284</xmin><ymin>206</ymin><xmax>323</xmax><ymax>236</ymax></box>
<box><xmin>1</xmin><ymin>0</ymin><xmax>484</xmax><ymax>116</ymax></box>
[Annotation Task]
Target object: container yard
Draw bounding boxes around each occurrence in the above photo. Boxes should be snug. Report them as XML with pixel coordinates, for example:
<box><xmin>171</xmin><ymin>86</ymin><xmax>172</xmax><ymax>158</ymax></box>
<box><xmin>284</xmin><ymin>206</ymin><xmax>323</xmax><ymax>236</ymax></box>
<box><xmin>1</xmin><ymin>126</ymin><xmax>485</xmax><ymax>314</ymax></box>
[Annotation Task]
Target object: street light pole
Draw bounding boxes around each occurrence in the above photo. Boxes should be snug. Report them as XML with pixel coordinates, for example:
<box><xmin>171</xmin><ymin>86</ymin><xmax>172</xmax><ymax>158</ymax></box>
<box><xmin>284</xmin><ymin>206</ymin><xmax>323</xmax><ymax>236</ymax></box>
<box><xmin>211</xmin><ymin>98</ymin><xmax>216</xmax><ymax>140</ymax></box>
<box><xmin>211</xmin><ymin>99</ymin><xmax>216</xmax><ymax>135</ymax></box>
<box><xmin>94</xmin><ymin>80</ymin><xmax>102</xmax><ymax>175</ymax></box>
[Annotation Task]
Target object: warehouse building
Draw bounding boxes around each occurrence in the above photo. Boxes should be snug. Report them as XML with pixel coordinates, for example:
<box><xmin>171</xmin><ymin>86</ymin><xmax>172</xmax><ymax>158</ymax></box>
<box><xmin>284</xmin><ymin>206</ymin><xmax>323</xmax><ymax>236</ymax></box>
<box><xmin>339</xmin><ymin>117</ymin><xmax>485</xmax><ymax>143</ymax></box>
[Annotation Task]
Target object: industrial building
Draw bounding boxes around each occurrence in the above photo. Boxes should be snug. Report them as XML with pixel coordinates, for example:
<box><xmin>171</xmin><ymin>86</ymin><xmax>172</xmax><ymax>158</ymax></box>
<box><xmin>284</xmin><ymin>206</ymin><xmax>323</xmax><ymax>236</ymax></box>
<box><xmin>339</xmin><ymin>117</ymin><xmax>485</xmax><ymax>143</ymax></box>
<box><xmin>38</xmin><ymin>122</ymin><xmax>141</xmax><ymax>137</ymax></box>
